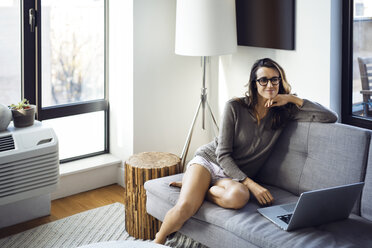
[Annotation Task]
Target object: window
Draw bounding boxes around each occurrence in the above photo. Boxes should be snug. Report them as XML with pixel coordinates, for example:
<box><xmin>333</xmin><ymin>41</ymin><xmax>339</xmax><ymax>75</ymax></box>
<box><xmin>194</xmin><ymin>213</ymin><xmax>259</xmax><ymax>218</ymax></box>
<box><xmin>41</xmin><ymin>0</ymin><xmax>105</xmax><ymax>107</ymax></box>
<box><xmin>2</xmin><ymin>0</ymin><xmax>109</xmax><ymax>162</ymax></box>
<box><xmin>0</xmin><ymin>0</ymin><xmax>21</xmax><ymax>104</ymax></box>
<box><xmin>342</xmin><ymin>0</ymin><xmax>372</xmax><ymax>129</ymax></box>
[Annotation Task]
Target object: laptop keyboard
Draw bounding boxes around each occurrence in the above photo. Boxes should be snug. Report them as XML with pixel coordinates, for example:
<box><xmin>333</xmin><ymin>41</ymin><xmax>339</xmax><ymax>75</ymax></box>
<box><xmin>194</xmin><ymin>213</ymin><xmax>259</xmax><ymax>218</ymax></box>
<box><xmin>277</xmin><ymin>214</ymin><xmax>293</xmax><ymax>224</ymax></box>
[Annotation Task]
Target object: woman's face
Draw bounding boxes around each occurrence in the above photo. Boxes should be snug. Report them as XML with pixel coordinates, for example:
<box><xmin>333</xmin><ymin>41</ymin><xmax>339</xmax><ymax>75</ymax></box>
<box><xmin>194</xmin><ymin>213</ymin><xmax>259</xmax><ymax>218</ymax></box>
<box><xmin>255</xmin><ymin>67</ymin><xmax>280</xmax><ymax>101</ymax></box>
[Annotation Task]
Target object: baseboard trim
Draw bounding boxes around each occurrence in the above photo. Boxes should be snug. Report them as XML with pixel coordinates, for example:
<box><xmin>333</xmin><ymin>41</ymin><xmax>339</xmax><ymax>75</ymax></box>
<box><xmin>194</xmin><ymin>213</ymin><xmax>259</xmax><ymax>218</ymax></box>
<box><xmin>117</xmin><ymin>165</ymin><xmax>125</xmax><ymax>187</ymax></box>
<box><xmin>52</xmin><ymin>154</ymin><xmax>123</xmax><ymax>200</ymax></box>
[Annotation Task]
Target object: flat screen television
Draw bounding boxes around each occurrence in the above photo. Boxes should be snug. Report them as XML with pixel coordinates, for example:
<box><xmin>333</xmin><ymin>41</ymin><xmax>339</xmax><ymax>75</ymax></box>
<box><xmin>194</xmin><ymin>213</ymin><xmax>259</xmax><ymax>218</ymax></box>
<box><xmin>235</xmin><ymin>0</ymin><xmax>295</xmax><ymax>50</ymax></box>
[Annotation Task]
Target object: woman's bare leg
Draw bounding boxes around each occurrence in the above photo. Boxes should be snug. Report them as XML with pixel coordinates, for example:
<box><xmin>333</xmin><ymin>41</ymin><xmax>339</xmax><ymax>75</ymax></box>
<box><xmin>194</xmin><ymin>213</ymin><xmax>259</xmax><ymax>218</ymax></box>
<box><xmin>206</xmin><ymin>179</ymin><xmax>250</xmax><ymax>209</ymax></box>
<box><xmin>154</xmin><ymin>164</ymin><xmax>211</xmax><ymax>244</ymax></box>
<box><xmin>171</xmin><ymin>179</ymin><xmax>250</xmax><ymax>209</ymax></box>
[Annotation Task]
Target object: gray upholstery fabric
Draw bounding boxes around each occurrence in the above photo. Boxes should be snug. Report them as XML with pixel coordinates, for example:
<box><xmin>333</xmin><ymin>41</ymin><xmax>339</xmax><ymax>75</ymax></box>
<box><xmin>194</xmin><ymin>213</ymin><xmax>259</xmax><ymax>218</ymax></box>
<box><xmin>145</xmin><ymin>174</ymin><xmax>372</xmax><ymax>248</ymax></box>
<box><xmin>299</xmin><ymin>123</ymin><xmax>369</xmax><ymax>193</ymax></box>
<box><xmin>256</xmin><ymin>122</ymin><xmax>370</xmax><ymax>215</ymax></box>
<box><xmin>256</xmin><ymin>122</ymin><xmax>309</xmax><ymax>195</ymax></box>
<box><xmin>361</xmin><ymin>138</ymin><xmax>372</xmax><ymax>221</ymax></box>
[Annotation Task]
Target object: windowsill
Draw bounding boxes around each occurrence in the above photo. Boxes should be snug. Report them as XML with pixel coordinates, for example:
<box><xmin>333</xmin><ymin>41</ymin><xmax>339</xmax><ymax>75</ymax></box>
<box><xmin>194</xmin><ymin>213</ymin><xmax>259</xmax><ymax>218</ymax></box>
<box><xmin>59</xmin><ymin>153</ymin><xmax>122</xmax><ymax>177</ymax></box>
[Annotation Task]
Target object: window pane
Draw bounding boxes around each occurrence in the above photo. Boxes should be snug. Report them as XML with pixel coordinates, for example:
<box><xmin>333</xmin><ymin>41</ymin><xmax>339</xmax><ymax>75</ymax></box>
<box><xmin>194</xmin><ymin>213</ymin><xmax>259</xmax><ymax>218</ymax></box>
<box><xmin>43</xmin><ymin>111</ymin><xmax>105</xmax><ymax>160</ymax></box>
<box><xmin>41</xmin><ymin>0</ymin><xmax>104</xmax><ymax>107</ymax></box>
<box><xmin>0</xmin><ymin>0</ymin><xmax>21</xmax><ymax>105</ymax></box>
<box><xmin>353</xmin><ymin>0</ymin><xmax>372</xmax><ymax>119</ymax></box>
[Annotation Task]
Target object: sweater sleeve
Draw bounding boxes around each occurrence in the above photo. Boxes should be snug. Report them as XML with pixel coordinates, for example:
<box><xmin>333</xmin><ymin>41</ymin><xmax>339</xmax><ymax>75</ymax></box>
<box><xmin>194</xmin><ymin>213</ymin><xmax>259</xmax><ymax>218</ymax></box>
<box><xmin>215</xmin><ymin>101</ymin><xmax>247</xmax><ymax>181</ymax></box>
<box><xmin>293</xmin><ymin>99</ymin><xmax>338</xmax><ymax>122</ymax></box>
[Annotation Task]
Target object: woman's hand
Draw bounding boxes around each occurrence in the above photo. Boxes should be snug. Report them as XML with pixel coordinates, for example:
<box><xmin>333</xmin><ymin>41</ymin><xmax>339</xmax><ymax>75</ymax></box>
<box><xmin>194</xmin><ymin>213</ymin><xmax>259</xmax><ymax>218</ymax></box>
<box><xmin>265</xmin><ymin>94</ymin><xmax>303</xmax><ymax>108</ymax></box>
<box><xmin>242</xmin><ymin>177</ymin><xmax>274</xmax><ymax>206</ymax></box>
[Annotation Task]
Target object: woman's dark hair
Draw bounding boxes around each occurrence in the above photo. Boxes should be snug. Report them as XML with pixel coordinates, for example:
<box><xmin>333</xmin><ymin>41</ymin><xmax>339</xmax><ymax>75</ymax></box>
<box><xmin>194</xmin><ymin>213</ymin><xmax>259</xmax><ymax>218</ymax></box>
<box><xmin>242</xmin><ymin>58</ymin><xmax>297</xmax><ymax>129</ymax></box>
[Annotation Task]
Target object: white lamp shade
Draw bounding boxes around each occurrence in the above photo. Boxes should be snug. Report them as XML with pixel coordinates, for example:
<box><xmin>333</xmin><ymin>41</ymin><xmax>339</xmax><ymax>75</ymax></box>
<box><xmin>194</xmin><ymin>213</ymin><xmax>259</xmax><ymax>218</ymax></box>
<box><xmin>175</xmin><ymin>0</ymin><xmax>237</xmax><ymax>56</ymax></box>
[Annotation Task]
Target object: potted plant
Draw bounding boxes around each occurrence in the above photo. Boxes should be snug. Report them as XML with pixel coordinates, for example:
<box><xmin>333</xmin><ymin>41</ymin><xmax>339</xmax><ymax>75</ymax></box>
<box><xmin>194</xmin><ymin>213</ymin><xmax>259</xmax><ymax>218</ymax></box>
<box><xmin>9</xmin><ymin>99</ymin><xmax>36</xmax><ymax>128</ymax></box>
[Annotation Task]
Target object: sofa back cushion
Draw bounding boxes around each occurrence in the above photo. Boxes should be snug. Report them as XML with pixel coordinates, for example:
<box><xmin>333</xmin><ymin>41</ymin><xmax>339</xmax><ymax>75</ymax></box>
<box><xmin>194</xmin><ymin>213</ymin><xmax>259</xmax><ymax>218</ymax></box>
<box><xmin>256</xmin><ymin>122</ymin><xmax>309</xmax><ymax>194</ymax></box>
<box><xmin>361</xmin><ymin>139</ymin><xmax>372</xmax><ymax>221</ymax></box>
<box><xmin>256</xmin><ymin>122</ymin><xmax>370</xmax><ymax>214</ymax></box>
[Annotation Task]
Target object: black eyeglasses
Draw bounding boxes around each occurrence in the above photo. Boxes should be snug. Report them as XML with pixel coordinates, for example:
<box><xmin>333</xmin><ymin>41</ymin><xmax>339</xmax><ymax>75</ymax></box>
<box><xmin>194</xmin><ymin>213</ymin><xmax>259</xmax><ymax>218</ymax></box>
<box><xmin>256</xmin><ymin>77</ymin><xmax>281</xmax><ymax>86</ymax></box>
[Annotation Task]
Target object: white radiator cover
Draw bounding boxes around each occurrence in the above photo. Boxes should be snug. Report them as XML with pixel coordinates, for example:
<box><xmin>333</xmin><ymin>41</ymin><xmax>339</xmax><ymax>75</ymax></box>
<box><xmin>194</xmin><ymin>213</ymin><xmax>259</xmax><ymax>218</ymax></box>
<box><xmin>0</xmin><ymin>121</ymin><xmax>59</xmax><ymax>227</ymax></box>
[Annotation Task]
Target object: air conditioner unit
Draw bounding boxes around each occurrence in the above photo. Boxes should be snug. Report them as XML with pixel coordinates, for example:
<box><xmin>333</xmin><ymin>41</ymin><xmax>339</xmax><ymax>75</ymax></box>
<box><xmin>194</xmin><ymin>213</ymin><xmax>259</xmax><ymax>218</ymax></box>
<box><xmin>0</xmin><ymin>121</ymin><xmax>59</xmax><ymax>228</ymax></box>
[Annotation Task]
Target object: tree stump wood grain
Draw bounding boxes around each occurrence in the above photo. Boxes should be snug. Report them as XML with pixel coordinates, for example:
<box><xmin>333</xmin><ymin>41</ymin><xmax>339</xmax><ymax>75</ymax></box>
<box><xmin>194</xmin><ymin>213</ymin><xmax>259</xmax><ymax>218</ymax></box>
<box><xmin>125</xmin><ymin>152</ymin><xmax>181</xmax><ymax>240</ymax></box>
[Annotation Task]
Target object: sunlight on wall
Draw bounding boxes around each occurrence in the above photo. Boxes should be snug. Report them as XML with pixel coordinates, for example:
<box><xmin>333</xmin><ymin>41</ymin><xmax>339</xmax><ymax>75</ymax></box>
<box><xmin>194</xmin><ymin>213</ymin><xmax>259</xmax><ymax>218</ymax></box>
<box><xmin>218</xmin><ymin>56</ymin><xmax>229</xmax><ymax>117</ymax></box>
<box><xmin>109</xmin><ymin>0</ymin><xmax>133</xmax><ymax>161</ymax></box>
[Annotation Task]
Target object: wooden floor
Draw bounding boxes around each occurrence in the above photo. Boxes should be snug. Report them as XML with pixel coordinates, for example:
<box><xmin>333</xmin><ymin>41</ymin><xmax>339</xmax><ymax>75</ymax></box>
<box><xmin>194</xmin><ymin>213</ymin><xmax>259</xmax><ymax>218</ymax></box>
<box><xmin>0</xmin><ymin>184</ymin><xmax>125</xmax><ymax>239</ymax></box>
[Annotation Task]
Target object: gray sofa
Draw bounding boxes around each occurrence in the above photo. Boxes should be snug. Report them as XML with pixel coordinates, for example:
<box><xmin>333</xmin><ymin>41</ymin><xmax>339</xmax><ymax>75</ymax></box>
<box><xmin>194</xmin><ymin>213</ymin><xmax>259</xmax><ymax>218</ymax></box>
<box><xmin>144</xmin><ymin>122</ymin><xmax>372</xmax><ymax>248</ymax></box>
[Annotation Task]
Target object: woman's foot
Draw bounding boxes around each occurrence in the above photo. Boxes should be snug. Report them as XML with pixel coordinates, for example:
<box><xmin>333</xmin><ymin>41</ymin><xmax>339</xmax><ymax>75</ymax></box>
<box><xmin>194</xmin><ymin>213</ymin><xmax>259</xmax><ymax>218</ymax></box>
<box><xmin>154</xmin><ymin>232</ymin><xmax>167</xmax><ymax>244</ymax></box>
<box><xmin>169</xmin><ymin>181</ymin><xmax>182</xmax><ymax>188</ymax></box>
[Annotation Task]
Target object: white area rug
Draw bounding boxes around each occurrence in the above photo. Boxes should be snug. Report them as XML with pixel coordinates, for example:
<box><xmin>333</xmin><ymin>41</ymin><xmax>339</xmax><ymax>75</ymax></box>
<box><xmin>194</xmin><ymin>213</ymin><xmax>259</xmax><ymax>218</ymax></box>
<box><xmin>0</xmin><ymin>203</ymin><xmax>206</xmax><ymax>248</ymax></box>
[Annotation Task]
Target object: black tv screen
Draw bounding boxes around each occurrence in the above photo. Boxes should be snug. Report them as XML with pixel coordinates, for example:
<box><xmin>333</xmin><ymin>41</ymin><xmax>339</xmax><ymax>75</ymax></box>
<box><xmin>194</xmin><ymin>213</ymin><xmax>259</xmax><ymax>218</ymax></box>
<box><xmin>236</xmin><ymin>0</ymin><xmax>295</xmax><ymax>50</ymax></box>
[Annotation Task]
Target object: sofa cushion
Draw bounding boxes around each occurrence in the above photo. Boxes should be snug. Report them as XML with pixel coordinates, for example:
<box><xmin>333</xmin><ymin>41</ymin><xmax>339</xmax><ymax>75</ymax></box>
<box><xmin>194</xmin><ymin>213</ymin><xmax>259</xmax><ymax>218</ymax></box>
<box><xmin>257</xmin><ymin>122</ymin><xmax>370</xmax><ymax>215</ymax></box>
<box><xmin>361</xmin><ymin>138</ymin><xmax>372</xmax><ymax>221</ymax></box>
<box><xmin>256</xmin><ymin>122</ymin><xmax>309</xmax><ymax>195</ymax></box>
<box><xmin>298</xmin><ymin>123</ymin><xmax>369</xmax><ymax>193</ymax></box>
<box><xmin>145</xmin><ymin>174</ymin><xmax>372</xmax><ymax>248</ymax></box>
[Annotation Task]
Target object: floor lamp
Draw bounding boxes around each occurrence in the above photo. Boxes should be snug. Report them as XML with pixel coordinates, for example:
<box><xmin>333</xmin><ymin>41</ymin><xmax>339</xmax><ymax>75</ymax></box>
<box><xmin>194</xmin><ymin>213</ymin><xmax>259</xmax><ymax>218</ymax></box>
<box><xmin>175</xmin><ymin>0</ymin><xmax>237</xmax><ymax>170</ymax></box>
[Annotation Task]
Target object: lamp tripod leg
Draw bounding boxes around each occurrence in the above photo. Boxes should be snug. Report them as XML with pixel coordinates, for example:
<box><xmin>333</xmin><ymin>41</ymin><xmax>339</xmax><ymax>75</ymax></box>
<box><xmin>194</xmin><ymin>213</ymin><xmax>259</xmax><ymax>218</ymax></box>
<box><xmin>180</xmin><ymin>99</ymin><xmax>202</xmax><ymax>171</ymax></box>
<box><xmin>206</xmin><ymin>100</ymin><xmax>219</xmax><ymax>133</ymax></box>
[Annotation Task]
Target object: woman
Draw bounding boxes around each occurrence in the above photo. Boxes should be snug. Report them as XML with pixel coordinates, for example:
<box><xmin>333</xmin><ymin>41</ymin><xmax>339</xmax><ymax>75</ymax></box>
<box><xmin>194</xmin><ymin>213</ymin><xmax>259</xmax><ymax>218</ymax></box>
<box><xmin>154</xmin><ymin>58</ymin><xmax>337</xmax><ymax>244</ymax></box>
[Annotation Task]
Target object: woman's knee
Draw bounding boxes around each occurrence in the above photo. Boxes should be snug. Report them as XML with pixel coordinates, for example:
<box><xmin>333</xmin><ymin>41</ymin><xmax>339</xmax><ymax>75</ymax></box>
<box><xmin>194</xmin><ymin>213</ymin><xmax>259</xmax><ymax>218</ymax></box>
<box><xmin>222</xmin><ymin>184</ymin><xmax>250</xmax><ymax>209</ymax></box>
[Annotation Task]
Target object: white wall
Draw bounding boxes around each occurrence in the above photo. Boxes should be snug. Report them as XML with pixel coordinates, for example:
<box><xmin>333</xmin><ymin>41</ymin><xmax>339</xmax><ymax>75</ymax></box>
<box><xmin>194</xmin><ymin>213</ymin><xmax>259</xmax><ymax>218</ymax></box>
<box><xmin>109</xmin><ymin>0</ymin><xmax>340</xmax><ymax>168</ymax></box>
<box><xmin>219</xmin><ymin>0</ymin><xmax>336</xmax><ymax>111</ymax></box>
<box><xmin>133</xmin><ymin>0</ymin><xmax>213</xmax><ymax>161</ymax></box>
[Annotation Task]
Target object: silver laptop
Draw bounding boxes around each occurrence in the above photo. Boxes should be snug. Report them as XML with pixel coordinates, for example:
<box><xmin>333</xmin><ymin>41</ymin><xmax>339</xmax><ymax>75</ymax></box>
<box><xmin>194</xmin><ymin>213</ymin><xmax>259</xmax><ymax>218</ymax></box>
<box><xmin>257</xmin><ymin>182</ymin><xmax>364</xmax><ymax>231</ymax></box>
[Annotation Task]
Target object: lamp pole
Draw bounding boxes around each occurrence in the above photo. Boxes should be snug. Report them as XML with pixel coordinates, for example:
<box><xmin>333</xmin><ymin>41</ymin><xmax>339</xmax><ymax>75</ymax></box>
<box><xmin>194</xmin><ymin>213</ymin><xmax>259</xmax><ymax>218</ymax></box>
<box><xmin>180</xmin><ymin>56</ymin><xmax>219</xmax><ymax>170</ymax></box>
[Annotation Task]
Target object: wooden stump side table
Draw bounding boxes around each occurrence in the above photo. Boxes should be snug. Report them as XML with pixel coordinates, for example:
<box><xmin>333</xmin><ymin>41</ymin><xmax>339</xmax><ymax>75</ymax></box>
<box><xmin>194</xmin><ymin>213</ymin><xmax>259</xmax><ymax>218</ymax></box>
<box><xmin>125</xmin><ymin>152</ymin><xmax>181</xmax><ymax>240</ymax></box>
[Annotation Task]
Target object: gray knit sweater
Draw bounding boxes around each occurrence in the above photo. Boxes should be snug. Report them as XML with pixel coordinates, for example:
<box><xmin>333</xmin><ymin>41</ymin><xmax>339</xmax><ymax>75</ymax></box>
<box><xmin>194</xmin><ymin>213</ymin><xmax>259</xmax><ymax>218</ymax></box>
<box><xmin>194</xmin><ymin>97</ymin><xmax>338</xmax><ymax>181</ymax></box>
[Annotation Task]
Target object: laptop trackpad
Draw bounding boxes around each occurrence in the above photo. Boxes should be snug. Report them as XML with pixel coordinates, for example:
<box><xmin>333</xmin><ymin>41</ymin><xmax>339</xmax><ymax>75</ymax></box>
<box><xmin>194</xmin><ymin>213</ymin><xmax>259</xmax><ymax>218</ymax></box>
<box><xmin>280</xmin><ymin>203</ymin><xmax>296</xmax><ymax>213</ymax></box>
